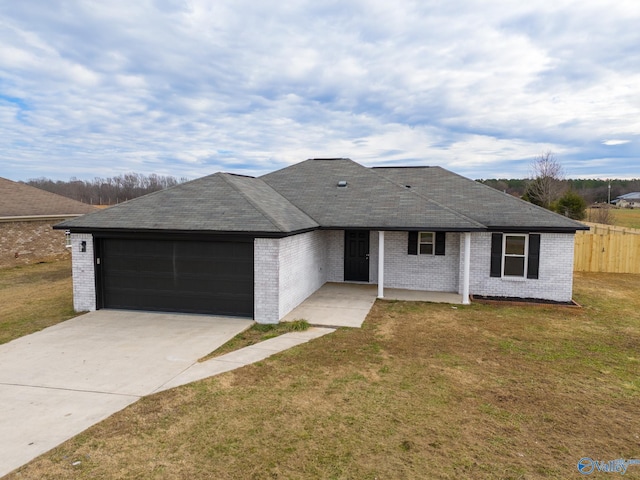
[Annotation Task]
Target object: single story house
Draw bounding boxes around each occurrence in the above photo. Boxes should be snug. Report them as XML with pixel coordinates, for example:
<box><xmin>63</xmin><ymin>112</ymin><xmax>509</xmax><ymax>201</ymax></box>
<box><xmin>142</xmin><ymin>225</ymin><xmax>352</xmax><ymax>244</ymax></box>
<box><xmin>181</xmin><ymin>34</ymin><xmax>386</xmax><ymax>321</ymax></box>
<box><xmin>612</xmin><ymin>192</ymin><xmax>640</xmax><ymax>209</ymax></box>
<box><xmin>0</xmin><ymin>177</ymin><xmax>97</xmax><ymax>268</ymax></box>
<box><xmin>56</xmin><ymin>158</ymin><xmax>588</xmax><ymax>323</ymax></box>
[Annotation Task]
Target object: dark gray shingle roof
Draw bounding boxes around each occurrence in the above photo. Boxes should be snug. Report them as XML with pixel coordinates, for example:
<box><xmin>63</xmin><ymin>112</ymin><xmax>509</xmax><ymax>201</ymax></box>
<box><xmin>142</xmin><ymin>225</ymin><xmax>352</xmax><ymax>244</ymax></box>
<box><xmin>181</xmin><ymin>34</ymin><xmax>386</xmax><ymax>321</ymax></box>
<box><xmin>261</xmin><ymin>159</ymin><xmax>484</xmax><ymax>230</ymax></box>
<box><xmin>58</xmin><ymin>173</ymin><xmax>317</xmax><ymax>233</ymax></box>
<box><xmin>58</xmin><ymin>159</ymin><xmax>588</xmax><ymax>234</ymax></box>
<box><xmin>374</xmin><ymin>166</ymin><xmax>588</xmax><ymax>231</ymax></box>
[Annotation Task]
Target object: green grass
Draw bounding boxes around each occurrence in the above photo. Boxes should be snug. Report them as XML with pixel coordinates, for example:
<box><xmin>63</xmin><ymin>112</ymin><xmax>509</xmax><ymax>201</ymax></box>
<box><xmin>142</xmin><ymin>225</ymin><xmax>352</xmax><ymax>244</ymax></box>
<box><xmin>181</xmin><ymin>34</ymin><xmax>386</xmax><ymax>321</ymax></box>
<box><xmin>0</xmin><ymin>259</ymin><xmax>77</xmax><ymax>344</ymax></box>
<box><xmin>6</xmin><ymin>271</ymin><xmax>640</xmax><ymax>479</ymax></box>
<box><xmin>199</xmin><ymin>319</ymin><xmax>310</xmax><ymax>361</ymax></box>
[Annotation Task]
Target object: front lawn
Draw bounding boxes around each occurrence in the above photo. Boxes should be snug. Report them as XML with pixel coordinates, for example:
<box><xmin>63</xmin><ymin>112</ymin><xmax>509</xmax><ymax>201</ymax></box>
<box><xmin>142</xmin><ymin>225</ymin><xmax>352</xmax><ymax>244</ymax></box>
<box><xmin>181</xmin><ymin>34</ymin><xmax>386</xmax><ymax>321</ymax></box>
<box><xmin>6</xmin><ymin>272</ymin><xmax>640</xmax><ymax>479</ymax></box>
<box><xmin>0</xmin><ymin>259</ymin><xmax>76</xmax><ymax>345</ymax></box>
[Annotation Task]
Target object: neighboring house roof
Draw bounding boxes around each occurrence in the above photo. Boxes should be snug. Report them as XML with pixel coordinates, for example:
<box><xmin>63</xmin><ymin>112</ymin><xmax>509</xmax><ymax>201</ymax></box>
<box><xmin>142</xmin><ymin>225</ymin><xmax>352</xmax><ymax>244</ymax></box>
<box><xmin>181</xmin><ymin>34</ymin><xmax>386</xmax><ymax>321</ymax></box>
<box><xmin>57</xmin><ymin>159</ymin><xmax>588</xmax><ymax>235</ymax></box>
<box><xmin>0</xmin><ymin>177</ymin><xmax>97</xmax><ymax>218</ymax></box>
<box><xmin>58</xmin><ymin>172</ymin><xmax>318</xmax><ymax>234</ymax></box>
<box><xmin>614</xmin><ymin>192</ymin><xmax>640</xmax><ymax>201</ymax></box>
<box><xmin>374</xmin><ymin>166</ymin><xmax>587</xmax><ymax>231</ymax></box>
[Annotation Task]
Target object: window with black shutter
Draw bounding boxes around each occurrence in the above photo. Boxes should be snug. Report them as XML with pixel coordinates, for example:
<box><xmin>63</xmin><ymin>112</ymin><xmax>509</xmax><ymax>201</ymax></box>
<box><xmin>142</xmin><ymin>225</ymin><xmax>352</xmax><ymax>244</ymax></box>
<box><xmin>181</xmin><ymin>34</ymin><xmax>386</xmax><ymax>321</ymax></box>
<box><xmin>490</xmin><ymin>232</ymin><xmax>541</xmax><ymax>279</ymax></box>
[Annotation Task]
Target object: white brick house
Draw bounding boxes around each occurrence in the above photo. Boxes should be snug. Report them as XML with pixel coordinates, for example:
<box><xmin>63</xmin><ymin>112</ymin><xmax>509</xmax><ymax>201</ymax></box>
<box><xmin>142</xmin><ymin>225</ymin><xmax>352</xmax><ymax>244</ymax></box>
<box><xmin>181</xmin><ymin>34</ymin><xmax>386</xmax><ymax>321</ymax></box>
<box><xmin>58</xmin><ymin>159</ymin><xmax>587</xmax><ymax>323</ymax></box>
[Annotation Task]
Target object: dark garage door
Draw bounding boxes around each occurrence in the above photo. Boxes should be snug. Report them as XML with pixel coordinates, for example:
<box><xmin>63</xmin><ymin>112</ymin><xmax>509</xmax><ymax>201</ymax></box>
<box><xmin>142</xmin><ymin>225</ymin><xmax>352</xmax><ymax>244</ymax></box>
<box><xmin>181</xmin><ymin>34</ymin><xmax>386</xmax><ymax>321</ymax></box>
<box><xmin>99</xmin><ymin>238</ymin><xmax>253</xmax><ymax>317</ymax></box>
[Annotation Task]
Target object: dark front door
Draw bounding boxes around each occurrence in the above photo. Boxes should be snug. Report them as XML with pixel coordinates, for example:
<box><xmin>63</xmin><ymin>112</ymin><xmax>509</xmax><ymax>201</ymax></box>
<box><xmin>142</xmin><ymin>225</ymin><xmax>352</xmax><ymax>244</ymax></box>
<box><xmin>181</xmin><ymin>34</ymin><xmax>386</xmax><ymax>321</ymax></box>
<box><xmin>344</xmin><ymin>230</ymin><xmax>369</xmax><ymax>281</ymax></box>
<box><xmin>98</xmin><ymin>238</ymin><xmax>254</xmax><ymax>317</ymax></box>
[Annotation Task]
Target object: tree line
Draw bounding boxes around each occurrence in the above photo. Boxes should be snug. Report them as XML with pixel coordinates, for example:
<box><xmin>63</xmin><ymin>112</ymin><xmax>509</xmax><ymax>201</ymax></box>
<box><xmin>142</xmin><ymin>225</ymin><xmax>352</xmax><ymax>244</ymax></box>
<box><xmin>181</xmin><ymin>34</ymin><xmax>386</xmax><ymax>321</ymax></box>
<box><xmin>479</xmin><ymin>152</ymin><xmax>640</xmax><ymax>222</ymax></box>
<box><xmin>26</xmin><ymin>173</ymin><xmax>188</xmax><ymax>205</ymax></box>
<box><xmin>478</xmin><ymin>177</ymin><xmax>640</xmax><ymax>205</ymax></box>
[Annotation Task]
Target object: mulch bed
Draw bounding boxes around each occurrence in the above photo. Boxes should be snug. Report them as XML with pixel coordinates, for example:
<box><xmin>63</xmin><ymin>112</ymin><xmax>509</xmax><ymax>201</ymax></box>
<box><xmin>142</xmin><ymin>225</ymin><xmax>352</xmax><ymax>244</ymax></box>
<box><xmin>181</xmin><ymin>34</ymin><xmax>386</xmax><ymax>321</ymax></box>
<box><xmin>470</xmin><ymin>294</ymin><xmax>581</xmax><ymax>308</ymax></box>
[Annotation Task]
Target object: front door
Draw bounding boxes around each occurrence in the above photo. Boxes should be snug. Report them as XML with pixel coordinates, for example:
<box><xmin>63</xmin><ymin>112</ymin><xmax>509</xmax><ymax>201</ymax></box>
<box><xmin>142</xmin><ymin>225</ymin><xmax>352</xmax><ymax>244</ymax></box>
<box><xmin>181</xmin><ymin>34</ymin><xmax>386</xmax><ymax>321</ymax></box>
<box><xmin>344</xmin><ymin>230</ymin><xmax>369</xmax><ymax>281</ymax></box>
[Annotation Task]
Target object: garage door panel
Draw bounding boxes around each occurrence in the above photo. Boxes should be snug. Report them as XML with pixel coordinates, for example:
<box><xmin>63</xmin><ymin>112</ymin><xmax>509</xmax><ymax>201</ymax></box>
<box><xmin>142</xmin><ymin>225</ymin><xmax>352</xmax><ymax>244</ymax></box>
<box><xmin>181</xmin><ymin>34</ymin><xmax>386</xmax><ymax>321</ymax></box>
<box><xmin>100</xmin><ymin>238</ymin><xmax>254</xmax><ymax>317</ymax></box>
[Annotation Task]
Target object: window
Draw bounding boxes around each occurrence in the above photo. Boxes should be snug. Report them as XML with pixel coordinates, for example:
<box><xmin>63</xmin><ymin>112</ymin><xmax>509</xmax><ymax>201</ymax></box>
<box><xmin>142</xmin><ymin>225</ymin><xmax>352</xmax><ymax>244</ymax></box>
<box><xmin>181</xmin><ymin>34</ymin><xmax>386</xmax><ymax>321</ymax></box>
<box><xmin>490</xmin><ymin>233</ymin><xmax>541</xmax><ymax>279</ymax></box>
<box><xmin>418</xmin><ymin>232</ymin><xmax>434</xmax><ymax>255</ymax></box>
<box><xmin>408</xmin><ymin>232</ymin><xmax>446</xmax><ymax>256</ymax></box>
<box><xmin>65</xmin><ymin>230</ymin><xmax>72</xmax><ymax>248</ymax></box>
<box><xmin>503</xmin><ymin>234</ymin><xmax>527</xmax><ymax>277</ymax></box>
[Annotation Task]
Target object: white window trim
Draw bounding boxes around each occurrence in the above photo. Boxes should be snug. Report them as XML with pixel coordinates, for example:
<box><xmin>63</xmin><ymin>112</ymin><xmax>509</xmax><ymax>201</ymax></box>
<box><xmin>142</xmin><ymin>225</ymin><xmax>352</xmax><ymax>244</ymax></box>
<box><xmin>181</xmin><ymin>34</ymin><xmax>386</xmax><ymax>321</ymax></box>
<box><xmin>65</xmin><ymin>230</ymin><xmax>72</xmax><ymax>249</ymax></box>
<box><xmin>418</xmin><ymin>231</ymin><xmax>435</xmax><ymax>255</ymax></box>
<box><xmin>502</xmin><ymin>233</ymin><xmax>528</xmax><ymax>279</ymax></box>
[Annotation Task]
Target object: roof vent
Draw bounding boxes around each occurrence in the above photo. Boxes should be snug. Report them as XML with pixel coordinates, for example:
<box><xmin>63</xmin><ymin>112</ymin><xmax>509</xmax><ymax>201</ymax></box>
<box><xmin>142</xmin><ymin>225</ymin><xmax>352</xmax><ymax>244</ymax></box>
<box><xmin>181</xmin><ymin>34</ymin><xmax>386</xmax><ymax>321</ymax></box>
<box><xmin>337</xmin><ymin>180</ymin><xmax>348</xmax><ymax>187</ymax></box>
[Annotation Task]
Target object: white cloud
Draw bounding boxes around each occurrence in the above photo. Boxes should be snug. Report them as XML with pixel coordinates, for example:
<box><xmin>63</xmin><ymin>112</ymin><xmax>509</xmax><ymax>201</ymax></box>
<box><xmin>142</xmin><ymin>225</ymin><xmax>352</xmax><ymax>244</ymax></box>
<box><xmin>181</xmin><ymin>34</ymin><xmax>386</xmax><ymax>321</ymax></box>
<box><xmin>0</xmin><ymin>0</ymin><xmax>639</xmax><ymax>180</ymax></box>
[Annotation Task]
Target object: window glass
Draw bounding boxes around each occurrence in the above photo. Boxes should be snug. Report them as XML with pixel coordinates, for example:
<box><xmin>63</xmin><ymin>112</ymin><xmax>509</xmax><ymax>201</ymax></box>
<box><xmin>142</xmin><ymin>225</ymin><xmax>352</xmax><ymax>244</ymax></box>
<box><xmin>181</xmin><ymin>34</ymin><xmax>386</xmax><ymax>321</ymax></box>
<box><xmin>419</xmin><ymin>232</ymin><xmax>434</xmax><ymax>255</ymax></box>
<box><xmin>504</xmin><ymin>256</ymin><xmax>525</xmax><ymax>276</ymax></box>
<box><xmin>503</xmin><ymin>234</ymin><xmax>527</xmax><ymax>277</ymax></box>
<box><xmin>505</xmin><ymin>235</ymin><xmax>525</xmax><ymax>255</ymax></box>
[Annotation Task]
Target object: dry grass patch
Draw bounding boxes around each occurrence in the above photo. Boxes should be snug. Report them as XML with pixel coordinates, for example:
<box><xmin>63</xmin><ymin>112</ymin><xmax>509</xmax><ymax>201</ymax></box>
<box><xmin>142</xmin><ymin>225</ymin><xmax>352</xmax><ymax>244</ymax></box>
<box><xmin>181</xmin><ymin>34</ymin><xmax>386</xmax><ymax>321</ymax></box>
<box><xmin>0</xmin><ymin>259</ymin><xmax>76</xmax><ymax>344</ymax></box>
<box><xmin>199</xmin><ymin>319</ymin><xmax>310</xmax><ymax>361</ymax></box>
<box><xmin>611</xmin><ymin>208</ymin><xmax>640</xmax><ymax>229</ymax></box>
<box><xmin>8</xmin><ymin>273</ymin><xmax>640</xmax><ymax>479</ymax></box>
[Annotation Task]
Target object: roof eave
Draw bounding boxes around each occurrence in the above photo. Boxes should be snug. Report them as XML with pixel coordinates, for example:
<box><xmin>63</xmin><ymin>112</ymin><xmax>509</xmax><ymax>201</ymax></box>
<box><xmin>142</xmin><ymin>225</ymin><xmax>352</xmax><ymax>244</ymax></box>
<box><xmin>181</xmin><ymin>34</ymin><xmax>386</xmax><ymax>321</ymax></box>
<box><xmin>487</xmin><ymin>225</ymin><xmax>589</xmax><ymax>233</ymax></box>
<box><xmin>54</xmin><ymin>225</ymin><xmax>320</xmax><ymax>238</ymax></box>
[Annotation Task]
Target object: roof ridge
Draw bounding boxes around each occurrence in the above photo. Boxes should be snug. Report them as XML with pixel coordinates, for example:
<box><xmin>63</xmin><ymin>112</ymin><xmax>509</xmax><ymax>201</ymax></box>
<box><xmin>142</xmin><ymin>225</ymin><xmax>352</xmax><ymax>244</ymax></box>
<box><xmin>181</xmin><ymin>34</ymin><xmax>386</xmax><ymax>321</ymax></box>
<box><xmin>218</xmin><ymin>173</ymin><xmax>294</xmax><ymax>233</ymax></box>
<box><xmin>371</xmin><ymin>167</ymin><xmax>486</xmax><ymax>229</ymax></box>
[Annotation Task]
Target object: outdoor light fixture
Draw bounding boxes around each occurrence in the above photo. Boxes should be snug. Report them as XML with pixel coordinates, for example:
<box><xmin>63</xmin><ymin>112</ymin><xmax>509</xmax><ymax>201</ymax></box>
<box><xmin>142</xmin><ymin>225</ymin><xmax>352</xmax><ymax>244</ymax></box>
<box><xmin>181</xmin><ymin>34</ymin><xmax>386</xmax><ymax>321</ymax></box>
<box><xmin>81</xmin><ymin>241</ymin><xmax>86</xmax><ymax>252</ymax></box>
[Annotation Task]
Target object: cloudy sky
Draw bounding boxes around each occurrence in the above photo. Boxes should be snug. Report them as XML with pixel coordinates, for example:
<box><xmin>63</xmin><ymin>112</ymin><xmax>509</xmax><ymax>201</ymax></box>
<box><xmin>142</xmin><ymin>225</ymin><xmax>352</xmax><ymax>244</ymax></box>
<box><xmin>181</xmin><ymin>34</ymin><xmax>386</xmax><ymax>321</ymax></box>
<box><xmin>1</xmin><ymin>0</ymin><xmax>639</xmax><ymax>182</ymax></box>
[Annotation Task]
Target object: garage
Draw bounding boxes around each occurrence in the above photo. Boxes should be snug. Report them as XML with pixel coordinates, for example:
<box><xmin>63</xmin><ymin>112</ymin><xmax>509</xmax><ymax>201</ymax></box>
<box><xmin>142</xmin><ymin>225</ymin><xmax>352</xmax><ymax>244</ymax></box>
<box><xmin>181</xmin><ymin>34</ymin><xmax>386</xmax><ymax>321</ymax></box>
<box><xmin>97</xmin><ymin>238</ymin><xmax>254</xmax><ymax>317</ymax></box>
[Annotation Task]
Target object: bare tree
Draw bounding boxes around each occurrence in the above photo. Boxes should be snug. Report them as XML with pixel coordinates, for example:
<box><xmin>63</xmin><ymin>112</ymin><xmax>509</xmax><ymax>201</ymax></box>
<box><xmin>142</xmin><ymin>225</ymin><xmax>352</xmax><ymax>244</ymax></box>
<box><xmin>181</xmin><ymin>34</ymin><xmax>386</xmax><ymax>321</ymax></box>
<box><xmin>26</xmin><ymin>173</ymin><xmax>186</xmax><ymax>205</ymax></box>
<box><xmin>587</xmin><ymin>205</ymin><xmax>614</xmax><ymax>225</ymax></box>
<box><xmin>524</xmin><ymin>151</ymin><xmax>567</xmax><ymax>209</ymax></box>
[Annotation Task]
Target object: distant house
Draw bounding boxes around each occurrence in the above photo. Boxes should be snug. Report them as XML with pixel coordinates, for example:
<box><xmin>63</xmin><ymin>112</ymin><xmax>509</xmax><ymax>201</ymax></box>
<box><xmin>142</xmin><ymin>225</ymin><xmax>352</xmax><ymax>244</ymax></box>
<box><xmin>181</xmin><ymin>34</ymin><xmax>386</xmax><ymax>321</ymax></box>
<box><xmin>57</xmin><ymin>159</ymin><xmax>587</xmax><ymax>322</ymax></box>
<box><xmin>613</xmin><ymin>192</ymin><xmax>640</xmax><ymax>208</ymax></box>
<box><xmin>0</xmin><ymin>177</ymin><xmax>97</xmax><ymax>268</ymax></box>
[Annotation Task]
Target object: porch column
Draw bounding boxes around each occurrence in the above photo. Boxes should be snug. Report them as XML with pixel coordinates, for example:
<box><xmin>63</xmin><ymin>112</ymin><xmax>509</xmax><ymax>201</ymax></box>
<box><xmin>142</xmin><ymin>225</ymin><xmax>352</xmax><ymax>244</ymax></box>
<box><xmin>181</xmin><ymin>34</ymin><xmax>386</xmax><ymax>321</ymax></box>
<box><xmin>462</xmin><ymin>232</ymin><xmax>471</xmax><ymax>304</ymax></box>
<box><xmin>377</xmin><ymin>230</ymin><xmax>385</xmax><ymax>298</ymax></box>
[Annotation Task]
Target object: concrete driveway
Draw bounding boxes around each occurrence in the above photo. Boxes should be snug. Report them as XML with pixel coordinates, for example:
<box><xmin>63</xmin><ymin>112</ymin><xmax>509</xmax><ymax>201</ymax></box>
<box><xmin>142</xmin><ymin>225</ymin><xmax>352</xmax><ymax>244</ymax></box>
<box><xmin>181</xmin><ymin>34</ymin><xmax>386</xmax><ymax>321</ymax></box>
<box><xmin>0</xmin><ymin>310</ymin><xmax>252</xmax><ymax>477</ymax></box>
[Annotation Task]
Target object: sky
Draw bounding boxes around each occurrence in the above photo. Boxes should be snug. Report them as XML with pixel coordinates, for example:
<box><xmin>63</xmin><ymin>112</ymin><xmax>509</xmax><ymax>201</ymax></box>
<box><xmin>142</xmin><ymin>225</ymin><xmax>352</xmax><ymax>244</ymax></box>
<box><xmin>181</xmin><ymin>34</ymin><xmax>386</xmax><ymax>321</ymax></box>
<box><xmin>1</xmin><ymin>0</ymin><xmax>639</xmax><ymax>182</ymax></box>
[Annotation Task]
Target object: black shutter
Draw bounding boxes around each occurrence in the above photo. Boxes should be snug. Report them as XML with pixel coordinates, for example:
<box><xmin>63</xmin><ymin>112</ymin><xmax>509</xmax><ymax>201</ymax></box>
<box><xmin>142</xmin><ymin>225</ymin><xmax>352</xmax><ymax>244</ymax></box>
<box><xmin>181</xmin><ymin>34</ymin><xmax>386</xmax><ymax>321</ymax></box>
<box><xmin>490</xmin><ymin>233</ymin><xmax>502</xmax><ymax>277</ymax></box>
<box><xmin>527</xmin><ymin>234</ymin><xmax>541</xmax><ymax>279</ymax></box>
<box><xmin>435</xmin><ymin>232</ymin><xmax>446</xmax><ymax>255</ymax></box>
<box><xmin>408</xmin><ymin>231</ymin><xmax>418</xmax><ymax>255</ymax></box>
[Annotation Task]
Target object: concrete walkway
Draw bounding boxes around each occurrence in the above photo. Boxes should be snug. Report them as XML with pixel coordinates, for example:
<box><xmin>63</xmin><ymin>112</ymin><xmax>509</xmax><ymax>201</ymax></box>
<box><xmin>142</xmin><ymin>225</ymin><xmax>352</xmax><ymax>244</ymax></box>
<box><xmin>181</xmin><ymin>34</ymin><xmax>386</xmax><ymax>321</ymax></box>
<box><xmin>281</xmin><ymin>282</ymin><xmax>463</xmax><ymax>328</ymax></box>
<box><xmin>0</xmin><ymin>311</ymin><xmax>332</xmax><ymax>478</ymax></box>
<box><xmin>156</xmin><ymin>327</ymin><xmax>334</xmax><ymax>392</ymax></box>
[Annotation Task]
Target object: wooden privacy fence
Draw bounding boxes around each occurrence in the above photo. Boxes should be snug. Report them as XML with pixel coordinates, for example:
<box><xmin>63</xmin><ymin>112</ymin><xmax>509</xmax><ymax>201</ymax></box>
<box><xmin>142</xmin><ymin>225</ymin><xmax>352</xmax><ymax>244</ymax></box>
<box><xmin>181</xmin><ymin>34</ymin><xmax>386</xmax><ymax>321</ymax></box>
<box><xmin>574</xmin><ymin>222</ymin><xmax>640</xmax><ymax>273</ymax></box>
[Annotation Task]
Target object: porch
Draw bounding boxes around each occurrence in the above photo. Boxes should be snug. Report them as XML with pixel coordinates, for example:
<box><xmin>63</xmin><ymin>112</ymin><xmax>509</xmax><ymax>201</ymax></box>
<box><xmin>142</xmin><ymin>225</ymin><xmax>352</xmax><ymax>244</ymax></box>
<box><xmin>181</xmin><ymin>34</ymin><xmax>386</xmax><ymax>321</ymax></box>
<box><xmin>280</xmin><ymin>282</ymin><xmax>464</xmax><ymax>328</ymax></box>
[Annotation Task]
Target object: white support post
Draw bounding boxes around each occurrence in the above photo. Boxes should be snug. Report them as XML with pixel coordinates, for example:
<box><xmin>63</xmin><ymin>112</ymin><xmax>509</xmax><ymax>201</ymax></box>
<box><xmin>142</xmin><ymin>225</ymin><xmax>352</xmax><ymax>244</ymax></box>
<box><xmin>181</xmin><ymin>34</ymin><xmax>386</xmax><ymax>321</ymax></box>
<box><xmin>462</xmin><ymin>232</ymin><xmax>471</xmax><ymax>304</ymax></box>
<box><xmin>377</xmin><ymin>230</ymin><xmax>385</xmax><ymax>298</ymax></box>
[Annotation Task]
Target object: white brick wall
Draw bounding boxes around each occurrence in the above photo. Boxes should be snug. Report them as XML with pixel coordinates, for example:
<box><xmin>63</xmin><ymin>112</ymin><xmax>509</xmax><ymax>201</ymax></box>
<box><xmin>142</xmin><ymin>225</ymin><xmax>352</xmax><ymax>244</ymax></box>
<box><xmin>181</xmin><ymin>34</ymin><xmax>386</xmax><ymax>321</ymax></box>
<box><xmin>70</xmin><ymin>233</ymin><xmax>96</xmax><ymax>312</ymax></box>
<box><xmin>254</xmin><ymin>238</ymin><xmax>280</xmax><ymax>324</ymax></box>
<box><xmin>468</xmin><ymin>232</ymin><xmax>575</xmax><ymax>302</ymax></box>
<box><xmin>324</xmin><ymin>230</ymin><xmax>344</xmax><ymax>282</ymax></box>
<box><xmin>254</xmin><ymin>231</ymin><xmax>330</xmax><ymax>324</ymax></box>
<box><xmin>278</xmin><ymin>230</ymin><xmax>327</xmax><ymax>318</ymax></box>
<box><xmin>382</xmin><ymin>231</ymin><xmax>460</xmax><ymax>292</ymax></box>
